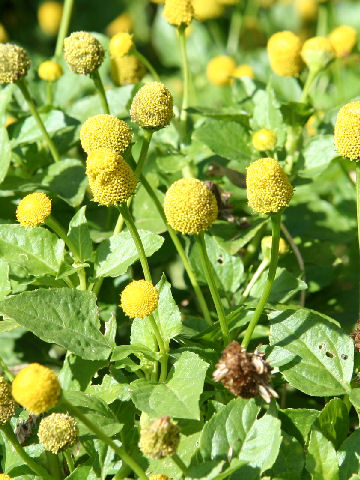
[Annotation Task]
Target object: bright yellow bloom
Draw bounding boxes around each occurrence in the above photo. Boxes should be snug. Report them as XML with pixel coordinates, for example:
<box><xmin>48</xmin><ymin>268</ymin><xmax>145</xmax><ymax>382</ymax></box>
<box><xmin>192</xmin><ymin>0</ymin><xmax>224</xmax><ymax>21</ymax></box>
<box><xmin>0</xmin><ymin>376</ymin><xmax>16</xmax><ymax>425</ymax></box>
<box><xmin>106</xmin><ymin>13</ymin><xmax>133</xmax><ymax>36</ymax></box>
<box><xmin>247</xmin><ymin>158</ymin><xmax>293</xmax><ymax>214</ymax></box>
<box><xmin>38</xmin><ymin>1</ymin><xmax>63</xmax><ymax>35</ymax></box>
<box><xmin>301</xmin><ymin>36</ymin><xmax>335</xmax><ymax>70</ymax></box>
<box><xmin>164</xmin><ymin>178</ymin><xmax>218</xmax><ymax>234</ymax></box>
<box><xmin>16</xmin><ymin>193</ymin><xmax>52</xmax><ymax>227</ymax></box>
<box><xmin>261</xmin><ymin>236</ymin><xmax>289</xmax><ymax>255</ymax></box>
<box><xmin>267</xmin><ymin>31</ymin><xmax>304</xmax><ymax>77</ymax></box>
<box><xmin>163</xmin><ymin>0</ymin><xmax>194</xmax><ymax>27</ymax></box>
<box><xmin>38</xmin><ymin>60</ymin><xmax>63</xmax><ymax>82</ymax></box>
<box><xmin>130</xmin><ymin>82</ymin><xmax>173</xmax><ymax>129</ymax></box>
<box><xmin>0</xmin><ymin>23</ymin><xmax>9</xmax><ymax>43</ymax></box>
<box><xmin>252</xmin><ymin>129</ymin><xmax>277</xmax><ymax>151</ymax></box>
<box><xmin>139</xmin><ymin>416</ymin><xmax>180</xmax><ymax>459</ymax></box>
<box><xmin>64</xmin><ymin>31</ymin><xmax>104</xmax><ymax>75</ymax></box>
<box><xmin>0</xmin><ymin>475</ymin><xmax>12</xmax><ymax>480</ymax></box>
<box><xmin>121</xmin><ymin>280</ymin><xmax>159</xmax><ymax>319</ymax></box>
<box><xmin>80</xmin><ymin>114</ymin><xmax>132</xmax><ymax>155</ymax></box>
<box><xmin>295</xmin><ymin>0</ymin><xmax>318</xmax><ymax>22</ymax></box>
<box><xmin>5</xmin><ymin>115</ymin><xmax>16</xmax><ymax>128</ymax></box>
<box><xmin>12</xmin><ymin>363</ymin><xmax>61</xmax><ymax>414</ymax></box>
<box><xmin>206</xmin><ymin>56</ymin><xmax>236</xmax><ymax>86</ymax></box>
<box><xmin>233</xmin><ymin>64</ymin><xmax>255</xmax><ymax>80</ymax></box>
<box><xmin>0</xmin><ymin>43</ymin><xmax>30</xmax><ymax>84</ymax></box>
<box><xmin>111</xmin><ymin>56</ymin><xmax>146</xmax><ymax>86</ymax></box>
<box><xmin>38</xmin><ymin>413</ymin><xmax>78</xmax><ymax>453</ymax></box>
<box><xmin>329</xmin><ymin>25</ymin><xmax>357</xmax><ymax>58</ymax></box>
<box><xmin>109</xmin><ymin>32</ymin><xmax>133</xmax><ymax>58</ymax></box>
<box><xmin>334</xmin><ymin>101</ymin><xmax>360</xmax><ymax>161</ymax></box>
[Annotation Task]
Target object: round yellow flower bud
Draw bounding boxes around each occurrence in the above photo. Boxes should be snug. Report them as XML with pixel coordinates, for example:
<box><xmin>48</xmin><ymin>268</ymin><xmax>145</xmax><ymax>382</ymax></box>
<box><xmin>252</xmin><ymin>129</ymin><xmax>277</xmax><ymax>151</ymax></box>
<box><xmin>0</xmin><ymin>23</ymin><xmax>9</xmax><ymax>43</ymax></box>
<box><xmin>111</xmin><ymin>56</ymin><xmax>146</xmax><ymax>86</ymax></box>
<box><xmin>301</xmin><ymin>36</ymin><xmax>335</xmax><ymax>70</ymax></box>
<box><xmin>38</xmin><ymin>1</ymin><xmax>63</xmax><ymax>36</ymax></box>
<box><xmin>0</xmin><ymin>43</ymin><xmax>30</xmax><ymax>84</ymax></box>
<box><xmin>12</xmin><ymin>363</ymin><xmax>61</xmax><ymax>414</ymax></box>
<box><xmin>139</xmin><ymin>416</ymin><xmax>180</xmax><ymax>459</ymax></box>
<box><xmin>38</xmin><ymin>413</ymin><xmax>78</xmax><ymax>454</ymax></box>
<box><xmin>295</xmin><ymin>0</ymin><xmax>318</xmax><ymax>22</ymax></box>
<box><xmin>38</xmin><ymin>60</ymin><xmax>63</xmax><ymax>82</ymax></box>
<box><xmin>5</xmin><ymin>115</ymin><xmax>16</xmax><ymax>128</ymax></box>
<box><xmin>334</xmin><ymin>101</ymin><xmax>360</xmax><ymax>161</ymax></box>
<box><xmin>80</xmin><ymin>114</ymin><xmax>132</xmax><ymax>155</ymax></box>
<box><xmin>164</xmin><ymin>178</ymin><xmax>218</xmax><ymax>234</ymax></box>
<box><xmin>109</xmin><ymin>33</ymin><xmax>133</xmax><ymax>58</ymax></box>
<box><xmin>130</xmin><ymin>82</ymin><xmax>173</xmax><ymax>129</ymax></box>
<box><xmin>0</xmin><ymin>475</ymin><xmax>12</xmax><ymax>480</ymax></box>
<box><xmin>329</xmin><ymin>25</ymin><xmax>357</xmax><ymax>58</ymax></box>
<box><xmin>120</xmin><ymin>280</ymin><xmax>159</xmax><ymax>319</ymax></box>
<box><xmin>0</xmin><ymin>376</ymin><xmax>16</xmax><ymax>425</ymax></box>
<box><xmin>233</xmin><ymin>64</ymin><xmax>255</xmax><ymax>80</ymax></box>
<box><xmin>163</xmin><ymin>0</ymin><xmax>194</xmax><ymax>27</ymax></box>
<box><xmin>64</xmin><ymin>31</ymin><xmax>104</xmax><ymax>75</ymax></box>
<box><xmin>192</xmin><ymin>0</ymin><xmax>224</xmax><ymax>21</ymax></box>
<box><xmin>247</xmin><ymin>158</ymin><xmax>293</xmax><ymax>214</ymax></box>
<box><xmin>261</xmin><ymin>235</ymin><xmax>289</xmax><ymax>255</ymax></box>
<box><xmin>206</xmin><ymin>56</ymin><xmax>236</xmax><ymax>86</ymax></box>
<box><xmin>267</xmin><ymin>31</ymin><xmax>304</xmax><ymax>77</ymax></box>
<box><xmin>16</xmin><ymin>193</ymin><xmax>52</xmax><ymax>227</ymax></box>
<box><xmin>106</xmin><ymin>13</ymin><xmax>133</xmax><ymax>37</ymax></box>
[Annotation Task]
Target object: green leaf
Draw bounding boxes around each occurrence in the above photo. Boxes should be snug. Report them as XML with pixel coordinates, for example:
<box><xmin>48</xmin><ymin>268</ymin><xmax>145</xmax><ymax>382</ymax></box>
<box><xmin>269</xmin><ymin>309</ymin><xmax>353</xmax><ymax>396</ymax></box>
<box><xmin>86</xmin><ymin>374</ymin><xmax>130</xmax><ymax>403</ymax></box>
<box><xmin>68</xmin><ymin>206</ymin><xmax>93</xmax><ymax>262</ymax></box>
<box><xmin>0</xmin><ymin>288</ymin><xmax>112</xmax><ymax>360</ymax></box>
<box><xmin>269</xmin><ymin>432</ymin><xmax>305</xmax><ymax>480</ymax></box>
<box><xmin>0</xmin><ymin>319</ymin><xmax>19</xmax><ymax>335</ymax></box>
<box><xmin>59</xmin><ymin>353</ymin><xmax>107</xmax><ymax>391</ymax></box>
<box><xmin>95</xmin><ymin>229</ymin><xmax>164</xmax><ymax>278</ymax></box>
<box><xmin>156</xmin><ymin>274</ymin><xmax>182</xmax><ymax>343</ymax></box>
<box><xmin>132</xmin><ymin>173</ymin><xmax>166</xmax><ymax>234</ymax></box>
<box><xmin>306</xmin><ymin>429</ymin><xmax>339</xmax><ymax>480</ymax></box>
<box><xmin>0</xmin><ymin>224</ymin><xmax>65</xmax><ymax>277</ymax></box>
<box><xmin>251</xmin><ymin>88</ymin><xmax>286</xmax><ymax>147</ymax></box>
<box><xmin>279</xmin><ymin>408</ymin><xmax>320</xmax><ymax>446</ymax></box>
<box><xmin>338</xmin><ymin>430</ymin><xmax>360</xmax><ymax>480</ymax></box>
<box><xmin>316</xmin><ymin>398</ymin><xmax>349</xmax><ymax>449</ymax></box>
<box><xmin>298</xmin><ymin>135</ymin><xmax>337</xmax><ymax>178</ymax></box>
<box><xmin>0</xmin><ymin>259</ymin><xmax>11</xmax><ymax>299</ymax></box>
<box><xmin>0</xmin><ymin>127</ymin><xmax>11</xmax><ymax>185</ymax></box>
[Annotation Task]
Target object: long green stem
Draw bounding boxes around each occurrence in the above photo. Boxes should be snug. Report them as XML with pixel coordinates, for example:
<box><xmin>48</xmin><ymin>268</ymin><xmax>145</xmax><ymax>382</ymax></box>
<box><xmin>196</xmin><ymin>232</ymin><xmax>230</xmax><ymax>345</ymax></box>
<box><xmin>316</xmin><ymin>3</ymin><xmax>328</xmax><ymax>37</ymax></box>
<box><xmin>149</xmin><ymin>314</ymin><xmax>168</xmax><ymax>382</ymax></box>
<box><xmin>241</xmin><ymin>259</ymin><xmax>269</xmax><ymax>300</ymax></box>
<box><xmin>46</xmin><ymin>451</ymin><xmax>62</xmax><ymax>480</ymax></box>
<box><xmin>172</xmin><ymin>453</ymin><xmax>187</xmax><ymax>474</ymax></box>
<box><xmin>46</xmin><ymin>82</ymin><xmax>53</xmax><ymax>106</ymax></box>
<box><xmin>133</xmin><ymin>48</ymin><xmax>160</xmax><ymax>81</ymax></box>
<box><xmin>0</xmin><ymin>356</ymin><xmax>13</xmax><ymax>382</ymax></box>
<box><xmin>178</xmin><ymin>26</ymin><xmax>191</xmax><ymax>138</ymax></box>
<box><xmin>227</xmin><ymin>7</ymin><xmax>242</xmax><ymax>55</ymax></box>
<box><xmin>55</xmin><ymin>0</ymin><xmax>74</xmax><ymax>58</ymax></box>
<box><xmin>1</xmin><ymin>424</ymin><xmax>53</xmax><ymax>480</ymax></box>
<box><xmin>63</xmin><ymin>449</ymin><xmax>75</xmax><ymax>473</ymax></box>
<box><xmin>242</xmin><ymin>213</ymin><xmax>281</xmax><ymax>350</ymax></box>
<box><xmin>61</xmin><ymin>399</ymin><xmax>148</xmax><ymax>480</ymax></box>
<box><xmin>356</xmin><ymin>164</ymin><xmax>360</xmax><ymax>318</ymax></box>
<box><xmin>17</xmin><ymin>79</ymin><xmax>60</xmax><ymax>163</ymax></box>
<box><xmin>300</xmin><ymin>68</ymin><xmax>319</xmax><ymax>103</ymax></box>
<box><xmin>91</xmin><ymin>69</ymin><xmax>110</xmax><ymax>114</ymax></box>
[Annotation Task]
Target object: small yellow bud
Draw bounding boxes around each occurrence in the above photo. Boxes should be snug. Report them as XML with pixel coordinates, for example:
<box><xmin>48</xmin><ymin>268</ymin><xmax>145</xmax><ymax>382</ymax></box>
<box><xmin>295</xmin><ymin>0</ymin><xmax>318</xmax><ymax>22</ymax></box>
<box><xmin>120</xmin><ymin>280</ymin><xmax>159</xmax><ymax>319</ymax></box>
<box><xmin>16</xmin><ymin>193</ymin><xmax>52</xmax><ymax>227</ymax></box>
<box><xmin>139</xmin><ymin>416</ymin><xmax>180</xmax><ymax>459</ymax></box>
<box><xmin>64</xmin><ymin>31</ymin><xmax>104</xmax><ymax>75</ymax></box>
<box><xmin>334</xmin><ymin>101</ymin><xmax>360</xmax><ymax>161</ymax></box>
<box><xmin>252</xmin><ymin>129</ymin><xmax>277</xmax><ymax>151</ymax></box>
<box><xmin>109</xmin><ymin>33</ymin><xmax>133</xmax><ymax>58</ymax></box>
<box><xmin>12</xmin><ymin>363</ymin><xmax>61</xmax><ymax>414</ymax></box>
<box><xmin>111</xmin><ymin>56</ymin><xmax>146</xmax><ymax>86</ymax></box>
<box><xmin>38</xmin><ymin>60</ymin><xmax>63</xmax><ymax>82</ymax></box>
<box><xmin>267</xmin><ymin>31</ymin><xmax>304</xmax><ymax>77</ymax></box>
<box><xmin>106</xmin><ymin>13</ymin><xmax>133</xmax><ymax>37</ymax></box>
<box><xmin>5</xmin><ymin>115</ymin><xmax>16</xmax><ymax>128</ymax></box>
<box><xmin>246</xmin><ymin>158</ymin><xmax>293</xmax><ymax>214</ymax></box>
<box><xmin>163</xmin><ymin>0</ymin><xmax>194</xmax><ymax>27</ymax></box>
<box><xmin>301</xmin><ymin>36</ymin><xmax>335</xmax><ymax>71</ymax></box>
<box><xmin>261</xmin><ymin>235</ymin><xmax>289</xmax><ymax>256</ymax></box>
<box><xmin>38</xmin><ymin>413</ymin><xmax>78</xmax><ymax>453</ymax></box>
<box><xmin>80</xmin><ymin>114</ymin><xmax>132</xmax><ymax>155</ymax></box>
<box><xmin>233</xmin><ymin>64</ymin><xmax>255</xmax><ymax>80</ymax></box>
<box><xmin>164</xmin><ymin>178</ymin><xmax>218</xmax><ymax>234</ymax></box>
<box><xmin>192</xmin><ymin>0</ymin><xmax>224</xmax><ymax>21</ymax></box>
<box><xmin>0</xmin><ymin>376</ymin><xmax>16</xmax><ymax>425</ymax></box>
<box><xmin>0</xmin><ymin>475</ymin><xmax>12</xmax><ymax>480</ymax></box>
<box><xmin>206</xmin><ymin>56</ymin><xmax>236</xmax><ymax>86</ymax></box>
<box><xmin>130</xmin><ymin>82</ymin><xmax>173</xmax><ymax>129</ymax></box>
<box><xmin>329</xmin><ymin>25</ymin><xmax>357</xmax><ymax>58</ymax></box>
<box><xmin>0</xmin><ymin>23</ymin><xmax>9</xmax><ymax>43</ymax></box>
<box><xmin>0</xmin><ymin>43</ymin><xmax>30</xmax><ymax>84</ymax></box>
<box><xmin>38</xmin><ymin>1</ymin><xmax>63</xmax><ymax>36</ymax></box>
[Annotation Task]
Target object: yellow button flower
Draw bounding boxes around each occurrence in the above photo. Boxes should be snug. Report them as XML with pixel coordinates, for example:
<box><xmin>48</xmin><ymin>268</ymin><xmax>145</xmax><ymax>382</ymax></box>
<box><xmin>109</xmin><ymin>32</ymin><xmax>133</xmax><ymax>58</ymax></box>
<box><xmin>233</xmin><ymin>64</ymin><xmax>255</xmax><ymax>80</ymax></box>
<box><xmin>121</xmin><ymin>280</ymin><xmax>159</xmax><ymax>319</ymax></box>
<box><xmin>163</xmin><ymin>0</ymin><xmax>194</xmax><ymax>27</ymax></box>
<box><xmin>252</xmin><ymin>129</ymin><xmax>277</xmax><ymax>151</ymax></box>
<box><xmin>38</xmin><ymin>413</ymin><xmax>78</xmax><ymax>453</ymax></box>
<box><xmin>329</xmin><ymin>25</ymin><xmax>357</xmax><ymax>58</ymax></box>
<box><xmin>111</xmin><ymin>56</ymin><xmax>146</xmax><ymax>86</ymax></box>
<box><xmin>301</xmin><ymin>36</ymin><xmax>335</xmax><ymax>70</ymax></box>
<box><xmin>64</xmin><ymin>31</ymin><xmax>104</xmax><ymax>75</ymax></box>
<box><xmin>206</xmin><ymin>56</ymin><xmax>236</xmax><ymax>86</ymax></box>
<box><xmin>106</xmin><ymin>13</ymin><xmax>133</xmax><ymax>36</ymax></box>
<box><xmin>192</xmin><ymin>0</ymin><xmax>224</xmax><ymax>21</ymax></box>
<box><xmin>267</xmin><ymin>31</ymin><xmax>304</xmax><ymax>77</ymax></box>
<box><xmin>130</xmin><ymin>82</ymin><xmax>173</xmax><ymax>129</ymax></box>
<box><xmin>16</xmin><ymin>193</ymin><xmax>52</xmax><ymax>227</ymax></box>
<box><xmin>38</xmin><ymin>1</ymin><xmax>63</xmax><ymax>36</ymax></box>
<box><xmin>0</xmin><ymin>43</ymin><xmax>30</xmax><ymax>84</ymax></box>
<box><xmin>334</xmin><ymin>101</ymin><xmax>360</xmax><ymax>161</ymax></box>
<box><xmin>38</xmin><ymin>60</ymin><xmax>63</xmax><ymax>82</ymax></box>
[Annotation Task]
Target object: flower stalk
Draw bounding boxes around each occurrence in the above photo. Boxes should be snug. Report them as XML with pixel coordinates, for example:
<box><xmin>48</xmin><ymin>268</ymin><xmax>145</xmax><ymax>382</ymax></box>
<box><xmin>91</xmin><ymin>69</ymin><xmax>110</xmax><ymax>114</ymax></box>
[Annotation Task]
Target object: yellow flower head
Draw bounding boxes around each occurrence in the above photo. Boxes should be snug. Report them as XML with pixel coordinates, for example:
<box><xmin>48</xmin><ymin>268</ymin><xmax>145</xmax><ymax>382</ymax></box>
<box><xmin>139</xmin><ymin>416</ymin><xmax>180</xmax><ymax>459</ymax></box>
<box><xmin>329</xmin><ymin>25</ymin><xmax>357</xmax><ymax>58</ymax></box>
<box><xmin>86</xmin><ymin>150</ymin><xmax>138</xmax><ymax>206</ymax></box>
<box><xmin>38</xmin><ymin>1</ymin><xmax>63</xmax><ymax>36</ymax></box>
<box><xmin>64</xmin><ymin>31</ymin><xmax>104</xmax><ymax>75</ymax></box>
<box><xmin>111</xmin><ymin>56</ymin><xmax>146</xmax><ymax>86</ymax></box>
<box><xmin>5</xmin><ymin>115</ymin><xmax>16</xmax><ymax>128</ymax></box>
<box><xmin>163</xmin><ymin>0</ymin><xmax>194</xmax><ymax>27</ymax></box>
<box><xmin>261</xmin><ymin>235</ymin><xmax>289</xmax><ymax>255</ymax></box>
<box><xmin>130</xmin><ymin>82</ymin><xmax>173</xmax><ymax>129</ymax></box>
<box><xmin>106</xmin><ymin>13</ymin><xmax>133</xmax><ymax>36</ymax></box>
<box><xmin>164</xmin><ymin>178</ymin><xmax>218</xmax><ymax>234</ymax></box>
<box><xmin>252</xmin><ymin>129</ymin><xmax>277</xmax><ymax>151</ymax></box>
<box><xmin>0</xmin><ymin>43</ymin><xmax>30</xmax><ymax>84</ymax></box>
<box><xmin>192</xmin><ymin>0</ymin><xmax>224</xmax><ymax>21</ymax></box>
<box><xmin>80</xmin><ymin>114</ymin><xmax>132</xmax><ymax>155</ymax></box>
<box><xmin>247</xmin><ymin>158</ymin><xmax>293</xmax><ymax>214</ymax></box>
<box><xmin>0</xmin><ymin>475</ymin><xmax>12</xmax><ymax>480</ymax></box>
<box><xmin>110</xmin><ymin>32</ymin><xmax>133</xmax><ymax>58</ymax></box>
<box><xmin>206</xmin><ymin>56</ymin><xmax>236</xmax><ymax>86</ymax></box>
<box><xmin>149</xmin><ymin>476</ymin><xmax>171</xmax><ymax>480</ymax></box>
<box><xmin>38</xmin><ymin>60</ymin><xmax>63</xmax><ymax>82</ymax></box>
<box><xmin>301</xmin><ymin>36</ymin><xmax>335</xmax><ymax>70</ymax></box>
<box><xmin>295</xmin><ymin>0</ymin><xmax>318</xmax><ymax>22</ymax></box>
<box><xmin>0</xmin><ymin>23</ymin><xmax>9</xmax><ymax>43</ymax></box>
<box><xmin>16</xmin><ymin>193</ymin><xmax>52</xmax><ymax>227</ymax></box>
<box><xmin>0</xmin><ymin>376</ymin><xmax>16</xmax><ymax>425</ymax></box>
<box><xmin>120</xmin><ymin>280</ymin><xmax>159</xmax><ymax>319</ymax></box>
<box><xmin>233</xmin><ymin>64</ymin><xmax>255</xmax><ymax>80</ymax></box>
<box><xmin>12</xmin><ymin>363</ymin><xmax>61</xmax><ymax>414</ymax></box>
<box><xmin>38</xmin><ymin>413</ymin><xmax>78</xmax><ymax>454</ymax></box>
<box><xmin>267</xmin><ymin>31</ymin><xmax>304</xmax><ymax>77</ymax></box>
<box><xmin>334</xmin><ymin>101</ymin><xmax>360</xmax><ymax>161</ymax></box>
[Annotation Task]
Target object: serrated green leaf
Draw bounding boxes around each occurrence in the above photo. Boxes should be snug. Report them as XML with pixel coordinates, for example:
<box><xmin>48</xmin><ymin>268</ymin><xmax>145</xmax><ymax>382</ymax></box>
<box><xmin>338</xmin><ymin>430</ymin><xmax>360</xmax><ymax>480</ymax></box>
<box><xmin>279</xmin><ymin>408</ymin><xmax>319</xmax><ymax>446</ymax></box>
<box><xmin>156</xmin><ymin>274</ymin><xmax>182</xmax><ymax>344</ymax></box>
<box><xmin>298</xmin><ymin>135</ymin><xmax>337</xmax><ymax>178</ymax></box>
<box><xmin>316</xmin><ymin>398</ymin><xmax>349</xmax><ymax>449</ymax></box>
<box><xmin>68</xmin><ymin>206</ymin><xmax>93</xmax><ymax>262</ymax></box>
<box><xmin>0</xmin><ymin>259</ymin><xmax>11</xmax><ymax>299</ymax></box>
<box><xmin>306</xmin><ymin>429</ymin><xmax>339</xmax><ymax>480</ymax></box>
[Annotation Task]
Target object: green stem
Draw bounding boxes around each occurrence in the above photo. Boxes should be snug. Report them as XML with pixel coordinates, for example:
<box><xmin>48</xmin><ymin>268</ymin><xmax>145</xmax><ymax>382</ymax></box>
<box><xmin>178</xmin><ymin>26</ymin><xmax>191</xmax><ymax>140</ymax></box>
<box><xmin>242</xmin><ymin>213</ymin><xmax>281</xmax><ymax>350</ymax></box>
<box><xmin>133</xmin><ymin>48</ymin><xmax>160</xmax><ymax>81</ymax></box>
<box><xmin>46</xmin><ymin>451</ymin><xmax>62</xmax><ymax>480</ymax></box>
<box><xmin>55</xmin><ymin>0</ymin><xmax>74</xmax><ymax>58</ymax></box>
<box><xmin>63</xmin><ymin>449</ymin><xmax>75</xmax><ymax>473</ymax></box>
<box><xmin>91</xmin><ymin>69</ymin><xmax>110</xmax><ymax>114</ymax></box>
<box><xmin>46</xmin><ymin>82</ymin><xmax>53</xmax><ymax>106</ymax></box>
<box><xmin>149</xmin><ymin>314</ymin><xmax>168</xmax><ymax>382</ymax></box>
<box><xmin>0</xmin><ymin>424</ymin><xmax>53</xmax><ymax>480</ymax></box>
<box><xmin>17</xmin><ymin>79</ymin><xmax>61</xmax><ymax>163</ymax></box>
<box><xmin>356</xmin><ymin>164</ymin><xmax>360</xmax><ymax>318</ymax></box>
<box><xmin>300</xmin><ymin>68</ymin><xmax>319</xmax><ymax>103</ymax></box>
<box><xmin>241</xmin><ymin>258</ymin><xmax>269</xmax><ymax>299</ymax></box>
<box><xmin>196</xmin><ymin>232</ymin><xmax>230</xmax><ymax>345</ymax></box>
<box><xmin>316</xmin><ymin>3</ymin><xmax>328</xmax><ymax>36</ymax></box>
<box><xmin>61</xmin><ymin>398</ymin><xmax>148</xmax><ymax>480</ymax></box>
<box><xmin>227</xmin><ymin>7</ymin><xmax>242</xmax><ymax>55</ymax></box>
<box><xmin>172</xmin><ymin>453</ymin><xmax>187</xmax><ymax>474</ymax></box>
<box><xmin>0</xmin><ymin>356</ymin><xmax>13</xmax><ymax>382</ymax></box>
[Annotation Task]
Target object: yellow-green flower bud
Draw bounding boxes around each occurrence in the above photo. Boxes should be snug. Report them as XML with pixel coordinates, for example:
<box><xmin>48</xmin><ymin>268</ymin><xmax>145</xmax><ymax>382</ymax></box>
<box><xmin>120</xmin><ymin>280</ymin><xmax>159</xmax><ymax>319</ymax></box>
<box><xmin>38</xmin><ymin>413</ymin><xmax>78</xmax><ymax>453</ymax></box>
<box><xmin>252</xmin><ymin>129</ymin><xmax>277</xmax><ymax>151</ymax></box>
<box><xmin>192</xmin><ymin>0</ymin><xmax>224</xmax><ymax>21</ymax></box>
<box><xmin>163</xmin><ymin>0</ymin><xmax>194</xmax><ymax>27</ymax></box>
<box><xmin>295</xmin><ymin>0</ymin><xmax>318</xmax><ymax>22</ymax></box>
<box><xmin>109</xmin><ymin>32</ymin><xmax>133</xmax><ymax>58</ymax></box>
<box><xmin>106</xmin><ymin>13</ymin><xmax>133</xmax><ymax>37</ymax></box>
<box><xmin>0</xmin><ymin>23</ymin><xmax>9</xmax><ymax>43</ymax></box>
<box><xmin>301</xmin><ymin>36</ymin><xmax>335</xmax><ymax>71</ymax></box>
<box><xmin>0</xmin><ymin>376</ymin><xmax>16</xmax><ymax>425</ymax></box>
<box><xmin>16</xmin><ymin>193</ymin><xmax>52</xmax><ymax>227</ymax></box>
<box><xmin>110</xmin><ymin>56</ymin><xmax>146</xmax><ymax>86</ymax></box>
<box><xmin>261</xmin><ymin>235</ymin><xmax>289</xmax><ymax>258</ymax></box>
<box><xmin>329</xmin><ymin>25</ymin><xmax>357</xmax><ymax>58</ymax></box>
<box><xmin>334</xmin><ymin>101</ymin><xmax>360</xmax><ymax>161</ymax></box>
<box><xmin>139</xmin><ymin>416</ymin><xmax>180</xmax><ymax>459</ymax></box>
<box><xmin>0</xmin><ymin>43</ymin><xmax>30</xmax><ymax>84</ymax></box>
<box><xmin>38</xmin><ymin>1</ymin><xmax>63</xmax><ymax>36</ymax></box>
<box><xmin>38</xmin><ymin>60</ymin><xmax>62</xmax><ymax>82</ymax></box>
<box><xmin>64</xmin><ymin>31</ymin><xmax>104</xmax><ymax>75</ymax></box>
<box><xmin>130</xmin><ymin>82</ymin><xmax>173</xmax><ymax>129</ymax></box>
<box><xmin>206</xmin><ymin>56</ymin><xmax>236</xmax><ymax>86</ymax></box>
<box><xmin>267</xmin><ymin>31</ymin><xmax>304</xmax><ymax>77</ymax></box>
<box><xmin>232</xmin><ymin>64</ymin><xmax>255</xmax><ymax>80</ymax></box>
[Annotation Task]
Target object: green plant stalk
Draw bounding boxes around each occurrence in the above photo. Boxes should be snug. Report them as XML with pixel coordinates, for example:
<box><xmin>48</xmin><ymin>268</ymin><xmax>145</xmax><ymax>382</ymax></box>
<box><xmin>241</xmin><ymin>258</ymin><xmax>269</xmax><ymax>300</ymax></box>
<box><xmin>356</xmin><ymin>164</ymin><xmax>360</xmax><ymax>317</ymax></box>
<box><xmin>0</xmin><ymin>423</ymin><xmax>53</xmax><ymax>480</ymax></box>
<box><xmin>178</xmin><ymin>25</ymin><xmax>191</xmax><ymax>136</ymax></box>
<box><xmin>316</xmin><ymin>3</ymin><xmax>328</xmax><ymax>37</ymax></box>
<box><xmin>300</xmin><ymin>68</ymin><xmax>319</xmax><ymax>103</ymax></box>
<box><xmin>242</xmin><ymin>212</ymin><xmax>281</xmax><ymax>350</ymax></box>
<box><xmin>55</xmin><ymin>0</ymin><xmax>74</xmax><ymax>57</ymax></box>
<box><xmin>0</xmin><ymin>356</ymin><xmax>14</xmax><ymax>382</ymax></box>
<box><xmin>63</xmin><ymin>449</ymin><xmax>75</xmax><ymax>473</ymax></box>
<box><xmin>46</xmin><ymin>82</ymin><xmax>53</xmax><ymax>106</ymax></box>
<box><xmin>149</xmin><ymin>314</ymin><xmax>168</xmax><ymax>382</ymax></box>
<box><xmin>172</xmin><ymin>453</ymin><xmax>187</xmax><ymax>474</ymax></box>
<box><xmin>17</xmin><ymin>79</ymin><xmax>61</xmax><ymax>163</ymax></box>
<box><xmin>196</xmin><ymin>232</ymin><xmax>230</xmax><ymax>345</ymax></box>
<box><xmin>46</xmin><ymin>451</ymin><xmax>62</xmax><ymax>480</ymax></box>
<box><xmin>91</xmin><ymin>69</ymin><xmax>110</xmax><ymax>114</ymax></box>
<box><xmin>61</xmin><ymin>398</ymin><xmax>148</xmax><ymax>480</ymax></box>
<box><xmin>227</xmin><ymin>6</ymin><xmax>242</xmax><ymax>55</ymax></box>
<box><xmin>133</xmin><ymin>48</ymin><xmax>160</xmax><ymax>81</ymax></box>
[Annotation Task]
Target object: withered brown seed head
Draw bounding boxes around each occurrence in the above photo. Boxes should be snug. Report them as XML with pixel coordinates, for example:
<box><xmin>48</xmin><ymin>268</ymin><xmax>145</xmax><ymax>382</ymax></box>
<box><xmin>351</xmin><ymin>319</ymin><xmax>360</xmax><ymax>352</ymax></box>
